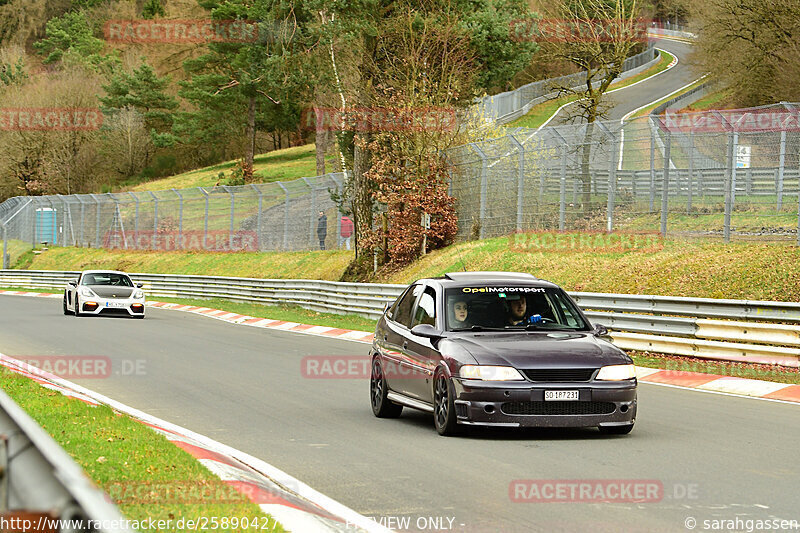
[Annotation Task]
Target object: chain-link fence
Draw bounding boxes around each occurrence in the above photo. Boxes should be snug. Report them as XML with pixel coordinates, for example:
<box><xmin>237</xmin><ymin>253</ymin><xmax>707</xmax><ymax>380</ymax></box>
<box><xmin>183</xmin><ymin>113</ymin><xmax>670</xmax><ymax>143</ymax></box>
<box><xmin>2</xmin><ymin>103</ymin><xmax>799</xmax><ymax>267</ymax></box>
<box><xmin>448</xmin><ymin>102</ymin><xmax>800</xmax><ymax>243</ymax></box>
<box><xmin>0</xmin><ymin>173</ymin><xmax>352</xmax><ymax>267</ymax></box>
<box><xmin>475</xmin><ymin>43</ymin><xmax>657</xmax><ymax>124</ymax></box>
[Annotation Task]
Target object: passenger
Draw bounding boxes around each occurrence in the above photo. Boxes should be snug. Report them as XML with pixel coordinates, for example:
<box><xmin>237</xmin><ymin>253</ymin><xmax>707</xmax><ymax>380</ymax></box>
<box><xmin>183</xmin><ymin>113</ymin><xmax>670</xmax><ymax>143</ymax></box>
<box><xmin>450</xmin><ymin>299</ymin><xmax>471</xmax><ymax>328</ymax></box>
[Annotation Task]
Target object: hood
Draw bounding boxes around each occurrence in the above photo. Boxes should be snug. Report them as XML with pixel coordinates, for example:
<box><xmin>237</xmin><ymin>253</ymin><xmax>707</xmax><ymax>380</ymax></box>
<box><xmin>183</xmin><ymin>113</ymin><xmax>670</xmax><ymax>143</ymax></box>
<box><xmin>88</xmin><ymin>286</ymin><xmax>134</xmax><ymax>298</ymax></box>
<box><xmin>448</xmin><ymin>331</ymin><xmax>629</xmax><ymax>369</ymax></box>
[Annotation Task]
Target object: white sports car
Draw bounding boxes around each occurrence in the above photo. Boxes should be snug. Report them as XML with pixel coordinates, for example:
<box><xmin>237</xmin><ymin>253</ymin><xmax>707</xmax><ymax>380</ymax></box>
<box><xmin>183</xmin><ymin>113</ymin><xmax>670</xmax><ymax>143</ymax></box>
<box><xmin>63</xmin><ymin>270</ymin><xmax>146</xmax><ymax>318</ymax></box>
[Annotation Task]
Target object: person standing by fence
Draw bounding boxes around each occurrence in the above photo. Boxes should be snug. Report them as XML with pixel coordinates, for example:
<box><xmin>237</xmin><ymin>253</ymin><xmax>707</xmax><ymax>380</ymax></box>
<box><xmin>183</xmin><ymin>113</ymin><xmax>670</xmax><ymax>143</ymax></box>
<box><xmin>317</xmin><ymin>211</ymin><xmax>327</xmax><ymax>250</ymax></box>
<box><xmin>340</xmin><ymin>215</ymin><xmax>353</xmax><ymax>250</ymax></box>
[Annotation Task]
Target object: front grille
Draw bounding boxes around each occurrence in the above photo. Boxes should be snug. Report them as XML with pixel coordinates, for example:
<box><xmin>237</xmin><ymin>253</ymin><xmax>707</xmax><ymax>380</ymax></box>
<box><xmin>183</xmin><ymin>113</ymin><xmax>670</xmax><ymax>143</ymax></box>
<box><xmin>501</xmin><ymin>401</ymin><xmax>616</xmax><ymax>416</ymax></box>
<box><xmin>522</xmin><ymin>368</ymin><xmax>597</xmax><ymax>382</ymax></box>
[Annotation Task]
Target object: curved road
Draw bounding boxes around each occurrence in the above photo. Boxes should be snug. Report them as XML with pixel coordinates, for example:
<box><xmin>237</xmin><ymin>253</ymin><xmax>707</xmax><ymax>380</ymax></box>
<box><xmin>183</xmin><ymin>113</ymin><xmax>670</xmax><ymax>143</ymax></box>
<box><xmin>550</xmin><ymin>37</ymin><xmax>697</xmax><ymax>126</ymax></box>
<box><xmin>1</xmin><ymin>296</ymin><xmax>799</xmax><ymax>532</ymax></box>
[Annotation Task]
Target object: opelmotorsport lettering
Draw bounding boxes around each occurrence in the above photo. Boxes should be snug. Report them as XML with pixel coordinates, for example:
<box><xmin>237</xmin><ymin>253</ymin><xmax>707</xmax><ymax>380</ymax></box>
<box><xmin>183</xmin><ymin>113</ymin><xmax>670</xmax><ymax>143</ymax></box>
<box><xmin>462</xmin><ymin>287</ymin><xmax>546</xmax><ymax>294</ymax></box>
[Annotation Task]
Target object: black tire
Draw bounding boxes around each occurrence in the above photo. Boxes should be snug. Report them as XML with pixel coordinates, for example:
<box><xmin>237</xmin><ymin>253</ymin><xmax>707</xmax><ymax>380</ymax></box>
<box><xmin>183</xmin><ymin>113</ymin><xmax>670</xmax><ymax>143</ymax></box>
<box><xmin>598</xmin><ymin>423</ymin><xmax>634</xmax><ymax>435</ymax></box>
<box><xmin>63</xmin><ymin>295</ymin><xmax>71</xmax><ymax>315</ymax></box>
<box><xmin>74</xmin><ymin>296</ymin><xmax>81</xmax><ymax>317</ymax></box>
<box><xmin>433</xmin><ymin>371</ymin><xmax>459</xmax><ymax>436</ymax></box>
<box><xmin>370</xmin><ymin>358</ymin><xmax>403</xmax><ymax>418</ymax></box>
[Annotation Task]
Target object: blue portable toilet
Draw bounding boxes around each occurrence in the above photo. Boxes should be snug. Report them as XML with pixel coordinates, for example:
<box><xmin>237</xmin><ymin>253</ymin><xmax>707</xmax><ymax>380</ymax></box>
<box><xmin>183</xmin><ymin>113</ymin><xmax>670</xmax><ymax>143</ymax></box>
<box><xmin>35</xmin><ymin>208</ymin><xmax>57</xmax><ymax>244</ymax></box>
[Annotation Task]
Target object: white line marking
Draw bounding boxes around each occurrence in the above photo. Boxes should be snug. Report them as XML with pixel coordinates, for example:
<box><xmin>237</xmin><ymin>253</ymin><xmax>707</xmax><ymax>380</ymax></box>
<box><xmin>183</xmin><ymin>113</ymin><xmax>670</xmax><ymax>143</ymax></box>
<box><xmin>639</xmin><ymin>380</ymin><xmax>800</xmax><ymax>406</ymax></box>
<box><xmin>0</xmin><ymin>351</ymin><xmax>391</xmax><ymax>533</ymax></box>
<box><xmin>542</xmin><ymin>48</ymin><xmax>679</xmax><ymax>134</ymax></box>
<box><xmin>487</xmin><ymin>47</ymin><xmax>679</xmax><ymax>170</ymax></box>
<box><xmin>618</xmin><ymin>74</ymin><xmax>709</xmax><ymax>170</ymax></box>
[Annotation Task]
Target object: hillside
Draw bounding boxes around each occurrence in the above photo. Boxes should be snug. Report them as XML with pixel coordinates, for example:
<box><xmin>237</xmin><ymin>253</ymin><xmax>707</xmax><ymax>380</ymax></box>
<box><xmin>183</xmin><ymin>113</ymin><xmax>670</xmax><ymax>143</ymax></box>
<box><xmin>125</xmin><ymin>144</ymin><xmax>336</xmax><ymax>192</ymax></box>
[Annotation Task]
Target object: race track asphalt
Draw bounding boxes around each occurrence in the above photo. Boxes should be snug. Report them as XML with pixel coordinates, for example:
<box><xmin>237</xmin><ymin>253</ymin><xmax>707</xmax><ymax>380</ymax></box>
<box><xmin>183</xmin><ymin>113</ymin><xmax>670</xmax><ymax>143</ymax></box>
<box><xmin>1</xmin><ymin>296</ymin><xmax>798</xmax><ymax>533</ymax></box>
<box><xmin>549</xmin><ymin>37</ymin><xmax>698</xmax><ymax>126</ymax></box>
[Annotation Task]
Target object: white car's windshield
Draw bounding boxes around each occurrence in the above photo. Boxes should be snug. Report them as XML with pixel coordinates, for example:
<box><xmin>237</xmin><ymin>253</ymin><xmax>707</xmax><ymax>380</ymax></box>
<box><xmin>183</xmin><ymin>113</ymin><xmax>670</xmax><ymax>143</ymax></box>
<box><xmin>82</xmin><ymin>273</ymin><xmax>133</xmax><ymax>287</ymax></box>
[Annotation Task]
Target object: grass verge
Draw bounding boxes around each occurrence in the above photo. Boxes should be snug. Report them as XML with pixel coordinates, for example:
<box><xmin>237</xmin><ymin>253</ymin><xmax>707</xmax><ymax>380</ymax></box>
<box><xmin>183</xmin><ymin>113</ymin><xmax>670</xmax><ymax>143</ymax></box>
<box><xmin>0</xmin><ymin>366</ymin><xmax>284</xmax><ymax>532</ymax></box>
<box><xmin>679</xmin><ymin>87</ymin><xmax>735</xmax><ymax>113</ymax></box>
<box><xmin>26</xmin><ymin>246</ymin><xmax>353</xmax><ymax>281</ymax></box>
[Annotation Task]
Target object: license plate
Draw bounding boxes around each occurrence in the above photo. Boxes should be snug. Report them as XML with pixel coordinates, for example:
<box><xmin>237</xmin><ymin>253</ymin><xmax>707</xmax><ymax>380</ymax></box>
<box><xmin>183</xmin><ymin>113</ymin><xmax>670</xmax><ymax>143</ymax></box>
<box><xmin>545</xmin><ymin>390</ymin><xmax>579</xmax><ymax>401</ymax></box>
<box><xmin>105</xmin><ymin>302</ymin><xmax>125</xmax><ymax>308</ymax></box>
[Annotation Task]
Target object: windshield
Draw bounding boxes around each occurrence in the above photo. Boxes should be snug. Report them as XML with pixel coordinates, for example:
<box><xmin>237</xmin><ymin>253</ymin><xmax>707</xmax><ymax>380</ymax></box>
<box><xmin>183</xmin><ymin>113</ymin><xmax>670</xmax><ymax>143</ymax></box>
<box><xmin>82</xmin><ymin>273</ymin><xmax>133</xmax><ymax>287</ymax></box>
<box><xmin>445</xmin><ymin>286</ymin><xmax>589</xmax><ymax>331</ymax></box>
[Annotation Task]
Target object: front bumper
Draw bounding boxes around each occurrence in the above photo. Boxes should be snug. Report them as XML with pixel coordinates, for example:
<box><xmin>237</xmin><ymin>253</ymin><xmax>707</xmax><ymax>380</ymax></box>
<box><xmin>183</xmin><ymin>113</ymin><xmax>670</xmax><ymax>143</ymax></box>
<box><xmin>452</xmin><ymin>378</ymin><xmax>637</xmax><ymax>428</ymax></box>
<box><xmin>80</xmin><ymin>297</ymin><xmax>145</xmax><ymax>317</ymax></box>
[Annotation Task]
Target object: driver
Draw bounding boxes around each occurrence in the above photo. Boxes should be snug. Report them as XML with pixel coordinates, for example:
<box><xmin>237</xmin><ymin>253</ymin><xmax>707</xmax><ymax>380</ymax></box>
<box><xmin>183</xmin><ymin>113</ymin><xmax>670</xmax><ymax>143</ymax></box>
<box><xmin>506</xmin><ymin>294</ymin><xmax>527</xmax><ymax>325</ymax></box>
<box><xmin>506</xmin><ymin>294</ymin><xmax>543</xmax><ymax>326</ymax></box>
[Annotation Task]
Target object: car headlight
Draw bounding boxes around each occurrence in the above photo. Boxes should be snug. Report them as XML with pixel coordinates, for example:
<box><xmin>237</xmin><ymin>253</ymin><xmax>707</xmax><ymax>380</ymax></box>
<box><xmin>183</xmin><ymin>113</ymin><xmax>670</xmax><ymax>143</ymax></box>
<box><xmin>79</xmin><ymin>287</ymin><xmax>95</xmax><ymax>298</ymax></box>
<box><xmin>460</xmin><ymin>365</ymin><xmax>525</xmax><ymax>381</ymax></box>
<box><xmin>134</xmin><ymin>290</ymin><xmax>144</xmax><ymax>299</ymax></box>
<box><xmin>596</xmin><ymin>364</ymin><xmax>636</xmax><ymax>381</ymax></box>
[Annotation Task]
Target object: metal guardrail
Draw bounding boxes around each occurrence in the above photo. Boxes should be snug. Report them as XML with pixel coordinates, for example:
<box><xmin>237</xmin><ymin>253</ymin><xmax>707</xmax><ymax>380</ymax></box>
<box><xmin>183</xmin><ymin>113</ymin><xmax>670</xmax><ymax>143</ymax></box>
<box><xmin>1</xmin><ymin>270</ymin><xmax>799</xmax><ymax>366</ymax></box>
<box><xmin>0</xmin><ymin>388</ymin><xmax>131</xmax><ymax>532</ymax></box>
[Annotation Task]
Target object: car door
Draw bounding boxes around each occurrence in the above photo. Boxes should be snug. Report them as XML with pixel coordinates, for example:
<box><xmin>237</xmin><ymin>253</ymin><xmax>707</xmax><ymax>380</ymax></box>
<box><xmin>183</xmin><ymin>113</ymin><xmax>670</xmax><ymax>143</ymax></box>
<box><xmin>381</xmin><ymin>284</ymin><xmax>423</xmax><ymax>396</ymax></box>
<box><xmin>68</xmin><ymin>274</ymin><xmax>83</xmax><ymax>310</ymax></box>
<box><xmin>404</xmin><ymin>286</ymin><xmax>440</xmax><ymax>402</ymax></box>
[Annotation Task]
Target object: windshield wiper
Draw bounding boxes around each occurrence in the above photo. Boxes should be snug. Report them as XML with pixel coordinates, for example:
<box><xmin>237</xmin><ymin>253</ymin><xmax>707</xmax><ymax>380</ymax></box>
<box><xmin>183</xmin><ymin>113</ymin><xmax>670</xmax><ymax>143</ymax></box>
<box><xmin>450</xmin><ymin>325</ymin><xmax>506</xmax><ymax>332</ymax></box>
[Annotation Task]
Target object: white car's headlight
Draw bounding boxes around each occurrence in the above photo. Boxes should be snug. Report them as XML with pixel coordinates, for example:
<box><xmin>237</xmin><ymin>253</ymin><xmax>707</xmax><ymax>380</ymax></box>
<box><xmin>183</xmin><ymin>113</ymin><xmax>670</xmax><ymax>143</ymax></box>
<box><xmin>79</xmin><ymin>287</ymin><xmax>95</xmax><ymax>297</ymax></box>
<box><xmin>596</xmin><ymin>364</ymin><xmax>636</xmax><ymax>381</ymax></box>
<box><xmin>460</xmin><ymin>365</ymin><xmax>525</xmax><ymax>381</ymax></box>
<box><xmin>134</xmin><ymin>290</ymin><xmax>144</xmax><ymax>299</ymax></box>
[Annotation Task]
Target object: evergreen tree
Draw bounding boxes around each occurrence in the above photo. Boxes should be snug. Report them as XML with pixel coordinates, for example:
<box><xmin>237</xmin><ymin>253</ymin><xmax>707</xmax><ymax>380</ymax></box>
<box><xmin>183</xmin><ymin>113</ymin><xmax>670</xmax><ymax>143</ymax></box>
<box><xmin>100</xmin><ymin>63</ymin><xmax>178</xmax><ymax>147</ymax></box>
<box><xmin>142</xmin><ymin>0</ymin><xmax>166</xmax><ymax>19</ymax></box>
<box><xmin>34</xmin><ymin>10</ymin><xmax>118</xmax><ymax>71</ymax></box>
<box><xmin>175</xmin><ymin>0</ymin><xmax>314</xmax><ymax>169</ymax></box>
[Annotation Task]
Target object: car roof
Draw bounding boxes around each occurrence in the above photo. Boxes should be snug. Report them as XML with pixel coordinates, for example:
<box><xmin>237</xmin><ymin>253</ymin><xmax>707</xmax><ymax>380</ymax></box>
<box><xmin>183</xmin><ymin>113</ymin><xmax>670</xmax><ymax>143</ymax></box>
<box><xmin>81</xmin><ymin>270</ymin><xmax>130</xmax><ymax>276</ymax></box>
<box><xmin>415</xmin><ymin>271</ymin><xmax>560</xmax><ymax>290</ymax></box>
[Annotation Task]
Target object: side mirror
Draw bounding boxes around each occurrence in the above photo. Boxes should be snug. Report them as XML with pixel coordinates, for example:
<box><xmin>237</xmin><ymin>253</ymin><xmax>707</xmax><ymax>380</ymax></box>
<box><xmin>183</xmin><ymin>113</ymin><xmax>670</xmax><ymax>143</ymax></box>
<box><xmin>67</xmin><ymin>280</ymin><xmax>77</xmax><ymax>287</ymax></box>
<box><xmin>410</xmin><ymin>324</ymin><xmax>444</xmax><ymax>339</ymax></box>
<box><xmin>594</xmin><ymin>324</ymin><xmax>609</xmax><ymax>336</ymax></box>
<box><xmin>383</xmin><ymin>302</ymin><xmax>390</xmax><ymax>314</ymax></box>
<box><xmin>135</xmin><ymin>282</ymin><xmax>144</xmax><ymax>288</ymax></box>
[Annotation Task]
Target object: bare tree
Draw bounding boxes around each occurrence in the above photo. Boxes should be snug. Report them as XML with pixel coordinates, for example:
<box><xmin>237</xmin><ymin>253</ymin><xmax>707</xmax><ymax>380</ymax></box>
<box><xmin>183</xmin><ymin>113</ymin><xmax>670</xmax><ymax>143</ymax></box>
<box><xmin>541</xmin><ymin>0</ymin><xmax>643</xmax><ymax>218</ymax></box>
<box><xmin>691</xmin><ymin>0</ymin><xmax>800</xmax><ymax>105</ymax></box>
